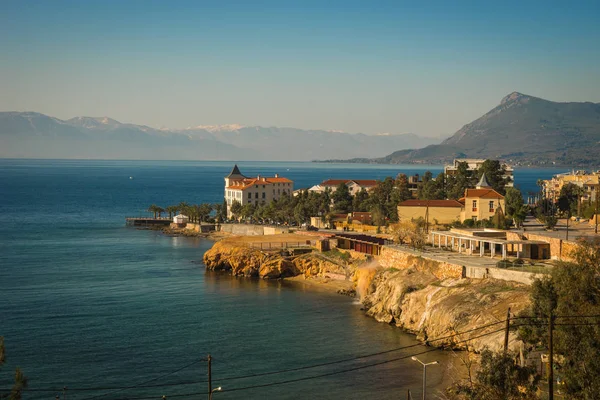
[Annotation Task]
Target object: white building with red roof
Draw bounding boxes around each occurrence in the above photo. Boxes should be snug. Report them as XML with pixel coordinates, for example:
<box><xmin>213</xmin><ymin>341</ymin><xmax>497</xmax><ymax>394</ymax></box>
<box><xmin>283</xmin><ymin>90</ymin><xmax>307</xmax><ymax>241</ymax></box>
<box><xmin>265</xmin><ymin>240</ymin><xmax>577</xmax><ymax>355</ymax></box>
<box><xmin>224</xmin><ymin>165</ymin><xmax>294</xmax><ymax>217</ymax></box>
<box><xmin>309</xmin><ymin>179</ymin><xmax>378</xmax><ymax>196</ymax></box>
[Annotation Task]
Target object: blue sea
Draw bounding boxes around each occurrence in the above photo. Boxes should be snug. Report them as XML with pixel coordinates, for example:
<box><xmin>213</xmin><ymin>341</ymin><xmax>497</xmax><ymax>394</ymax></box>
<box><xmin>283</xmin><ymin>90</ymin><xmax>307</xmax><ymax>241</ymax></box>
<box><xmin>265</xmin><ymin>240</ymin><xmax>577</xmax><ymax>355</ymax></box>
<box><xmin>0</xmin><ymin>160</ymin><xmax>561</xmax><ymax>399</ymax></box>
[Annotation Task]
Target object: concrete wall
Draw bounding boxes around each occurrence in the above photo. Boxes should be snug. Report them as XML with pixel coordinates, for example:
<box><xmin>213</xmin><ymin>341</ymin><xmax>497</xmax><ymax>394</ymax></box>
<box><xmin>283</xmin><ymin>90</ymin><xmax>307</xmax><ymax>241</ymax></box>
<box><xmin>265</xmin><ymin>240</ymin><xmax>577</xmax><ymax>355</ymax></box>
<box><xmin>185</xmin><ymin>223</ymin><xmax>217</xmax><ymax>233</ymax></box>
<box><xmin>464</xmin><ymin>266</ymin><xmax>543</xmax><ymax>285</ymax></box>
<box><xmin>219</xmin><ymin>224</ymin><xmax>289</xmax><ymax>236</ymax></box>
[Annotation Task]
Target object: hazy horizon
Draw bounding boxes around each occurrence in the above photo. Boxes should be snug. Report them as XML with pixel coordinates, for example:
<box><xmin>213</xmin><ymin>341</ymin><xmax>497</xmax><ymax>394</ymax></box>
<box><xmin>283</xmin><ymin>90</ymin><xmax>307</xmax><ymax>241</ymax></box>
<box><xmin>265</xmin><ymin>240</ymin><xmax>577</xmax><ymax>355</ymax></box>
<box><xmin>2</xmin><ymin>1</ymin><xmax>600</xmax><ymax>137</ymax></box>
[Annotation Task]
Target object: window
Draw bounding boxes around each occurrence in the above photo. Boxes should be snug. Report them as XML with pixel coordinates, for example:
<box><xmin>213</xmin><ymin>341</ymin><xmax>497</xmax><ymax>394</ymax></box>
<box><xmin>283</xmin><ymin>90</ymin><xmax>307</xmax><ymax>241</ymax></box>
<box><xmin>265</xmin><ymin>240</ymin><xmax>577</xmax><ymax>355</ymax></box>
<box><xmin>255</xmin><ymin>192</ymin><xmax>259</xmax><ymax>199</ymax></box>
<box><xmin>472</xmin><ymin>200</ymin><xmax>477</xmax><ymax>212</ymax></box>
<box><xmin>489</xmin><ymin>201</ymin><xmax>494</xmax><ymax>212</ymax></box>
<box><xmin>263</xmin><ymin>185</ymin><xmax>265</xmax><ymax>188</ymax></box>
<box><xmin>248</xmin><ymin>192</ymin><xmax>251</xmax><ymax>199</ymax></box>
<box><xmin>262</xmin><ymin>192</ymin><xmax>266</xmax><ymax>199</ymax></box>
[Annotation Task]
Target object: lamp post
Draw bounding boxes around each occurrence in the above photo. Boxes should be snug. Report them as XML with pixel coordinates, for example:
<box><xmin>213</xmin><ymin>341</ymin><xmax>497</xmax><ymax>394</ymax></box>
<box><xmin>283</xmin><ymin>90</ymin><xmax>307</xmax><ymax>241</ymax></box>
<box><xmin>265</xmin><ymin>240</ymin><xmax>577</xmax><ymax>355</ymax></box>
<box><xmin>411</xmin><ymin>356</ymin><xmax>439</xmax><ymax>400</ymax></box>
<box><xmin>209</xmin><ymin>386</ymin><xmax>222</xmax><ymax>400</ymax></box>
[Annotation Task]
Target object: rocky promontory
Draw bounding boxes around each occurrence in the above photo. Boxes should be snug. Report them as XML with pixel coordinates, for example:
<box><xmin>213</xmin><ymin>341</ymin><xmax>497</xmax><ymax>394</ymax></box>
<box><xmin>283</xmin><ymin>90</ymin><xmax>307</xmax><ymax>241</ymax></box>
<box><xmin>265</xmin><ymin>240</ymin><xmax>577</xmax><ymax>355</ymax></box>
<box><xmin>203</xmin><ymin>236</ymin><xmax>351</xmax><ymax>280</ymax></box>
<box><xmin>356</xmin><ymin>267</ymin><xmax>530</xmax><ymax>352</ymax></box>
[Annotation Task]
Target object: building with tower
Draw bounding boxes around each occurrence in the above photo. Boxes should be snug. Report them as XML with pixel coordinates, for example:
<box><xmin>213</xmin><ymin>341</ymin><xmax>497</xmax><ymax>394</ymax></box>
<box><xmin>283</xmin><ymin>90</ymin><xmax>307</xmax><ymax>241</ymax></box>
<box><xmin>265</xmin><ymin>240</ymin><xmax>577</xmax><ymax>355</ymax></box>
<box><xmin>224</xmin><ymin>165</ymin><xmax>294</xmax><ymax>218</ymax></box>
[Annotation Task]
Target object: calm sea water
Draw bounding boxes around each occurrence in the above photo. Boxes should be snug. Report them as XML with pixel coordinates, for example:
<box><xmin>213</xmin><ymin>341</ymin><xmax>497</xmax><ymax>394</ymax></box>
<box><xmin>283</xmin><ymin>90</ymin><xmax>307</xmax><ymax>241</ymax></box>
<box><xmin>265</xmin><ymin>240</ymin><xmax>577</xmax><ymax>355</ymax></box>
<box><xmin>0</xmin><ymin>160</ymin><xmax>561</xmax><ymax>400</ymax></box>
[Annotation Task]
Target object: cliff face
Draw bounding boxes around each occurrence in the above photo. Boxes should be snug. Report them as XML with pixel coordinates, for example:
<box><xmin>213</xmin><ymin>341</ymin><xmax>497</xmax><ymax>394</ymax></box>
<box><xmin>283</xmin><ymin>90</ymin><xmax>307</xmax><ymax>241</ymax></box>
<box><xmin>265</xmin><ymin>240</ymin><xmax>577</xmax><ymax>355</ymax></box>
<box><xmin>358</xmin><ymin>267</ymin><xmax>530</xmax><ymax>352</ymax></box>
<box><xmin>203</xmin><ymin>240</ymin><xmax>348</xmax><ymax>279</ymax></box>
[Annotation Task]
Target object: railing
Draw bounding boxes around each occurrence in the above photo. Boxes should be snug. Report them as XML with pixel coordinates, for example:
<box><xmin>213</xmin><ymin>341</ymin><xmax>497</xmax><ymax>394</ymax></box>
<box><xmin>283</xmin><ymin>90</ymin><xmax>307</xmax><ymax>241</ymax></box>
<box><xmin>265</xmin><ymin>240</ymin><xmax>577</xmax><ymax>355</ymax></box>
<box><xmin>247</xmin><ymin>241</ymin><xmax>316</xmax><ymax>250</ymax></box>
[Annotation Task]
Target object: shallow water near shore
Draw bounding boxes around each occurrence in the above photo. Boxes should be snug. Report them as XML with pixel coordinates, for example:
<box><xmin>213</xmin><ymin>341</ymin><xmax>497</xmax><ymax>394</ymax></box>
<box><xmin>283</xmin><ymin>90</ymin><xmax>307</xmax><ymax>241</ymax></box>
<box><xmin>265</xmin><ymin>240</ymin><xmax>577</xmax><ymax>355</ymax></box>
<box><xmin>0</xmin><ymin>159</ymin><xmax>559</xmax><ymax>399</ymax></box>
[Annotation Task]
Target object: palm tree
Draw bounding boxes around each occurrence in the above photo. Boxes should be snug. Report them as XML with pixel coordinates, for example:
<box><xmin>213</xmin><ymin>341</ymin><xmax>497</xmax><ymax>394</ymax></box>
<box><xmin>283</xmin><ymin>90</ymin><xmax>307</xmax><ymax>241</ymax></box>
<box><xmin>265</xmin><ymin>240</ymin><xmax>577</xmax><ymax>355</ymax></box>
<box><xmin>166</xmin><ymin>205</ymin><xmax>178</xmax><ymax>219</ymax></box>
<box><xmin>147</xmin><ymin>204</ymin><xmax>159</xmax><ymax>219</ymax></box>
<box><xmin>156</xmin><ymin>206</ymin><xmax>165</xmax><ymax>219</ymax></box>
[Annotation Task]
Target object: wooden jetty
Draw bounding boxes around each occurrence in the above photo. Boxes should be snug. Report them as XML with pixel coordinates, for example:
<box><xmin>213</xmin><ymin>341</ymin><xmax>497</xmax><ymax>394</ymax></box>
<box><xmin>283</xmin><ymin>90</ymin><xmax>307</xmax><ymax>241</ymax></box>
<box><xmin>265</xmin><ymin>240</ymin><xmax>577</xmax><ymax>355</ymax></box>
<box><xmin>125</xmin><ymin>217</ymin><xmax>172</xmax><ymax>227</ymax></box>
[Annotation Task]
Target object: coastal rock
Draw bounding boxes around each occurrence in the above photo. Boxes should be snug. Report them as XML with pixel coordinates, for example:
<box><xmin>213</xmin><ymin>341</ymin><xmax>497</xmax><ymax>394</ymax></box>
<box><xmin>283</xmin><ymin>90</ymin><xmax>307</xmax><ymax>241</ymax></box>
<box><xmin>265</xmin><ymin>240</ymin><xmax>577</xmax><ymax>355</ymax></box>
<box><xmin>203</xmin><ymin>239</ymin><xmax>344</xmax><ymax>279</ymax></box>
<box><xmin>361</xmin><ymin>267</ymin><xmax>531</xmax><ymax>352</ymax></box>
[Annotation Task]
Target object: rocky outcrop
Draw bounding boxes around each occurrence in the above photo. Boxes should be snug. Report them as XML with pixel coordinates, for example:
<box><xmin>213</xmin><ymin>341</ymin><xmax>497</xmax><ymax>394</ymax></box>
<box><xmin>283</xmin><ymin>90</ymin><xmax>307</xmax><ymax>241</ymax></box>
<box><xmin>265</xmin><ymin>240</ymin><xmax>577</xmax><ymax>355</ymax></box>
<box><xmin>203</xmin><ymin>240</ymin><xmax>349</xmax><ymax>279</ymax></box>
<box><xmin>360</xmin><ymin>267</ymin><xmax>531</xmax><ymax>352</ymax></box>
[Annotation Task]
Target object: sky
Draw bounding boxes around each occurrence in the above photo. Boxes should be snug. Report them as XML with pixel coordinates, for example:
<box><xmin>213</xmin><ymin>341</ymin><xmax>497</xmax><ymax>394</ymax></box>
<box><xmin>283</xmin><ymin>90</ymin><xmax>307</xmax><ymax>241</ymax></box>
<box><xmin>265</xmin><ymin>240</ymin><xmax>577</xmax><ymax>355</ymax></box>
<box><xmin>2</xmin><ymin>0</ymin><xmax>599</xmax><ymax>138</ymax></box>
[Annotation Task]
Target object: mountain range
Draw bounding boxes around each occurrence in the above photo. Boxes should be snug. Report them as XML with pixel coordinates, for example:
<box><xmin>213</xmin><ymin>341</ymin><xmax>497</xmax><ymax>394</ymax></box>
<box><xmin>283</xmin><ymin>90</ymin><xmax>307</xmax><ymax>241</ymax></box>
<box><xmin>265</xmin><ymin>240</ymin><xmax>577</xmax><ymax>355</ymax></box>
<box><xmin>0</xmin><ymin>112</ymin><xmax>438</xmax><ymax>161</ymax></box>
<box><xmin>334</xmin><ymin>92</ymin><xmax>600</xmax><ymax>167</ymax></box>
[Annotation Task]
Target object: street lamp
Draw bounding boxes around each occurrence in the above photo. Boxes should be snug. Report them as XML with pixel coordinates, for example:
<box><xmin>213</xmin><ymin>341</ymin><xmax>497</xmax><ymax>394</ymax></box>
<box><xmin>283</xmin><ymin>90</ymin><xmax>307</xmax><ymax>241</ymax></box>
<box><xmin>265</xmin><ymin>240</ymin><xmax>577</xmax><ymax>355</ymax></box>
<box><xmin>209</xmin><ymin>386</ymin><xmax>222</xmax><ymax>400</ymax></box>
<box><xmin>411</xmin><ymin>356</ymin><xmax>439</xmax><ymax>400</ymax></box>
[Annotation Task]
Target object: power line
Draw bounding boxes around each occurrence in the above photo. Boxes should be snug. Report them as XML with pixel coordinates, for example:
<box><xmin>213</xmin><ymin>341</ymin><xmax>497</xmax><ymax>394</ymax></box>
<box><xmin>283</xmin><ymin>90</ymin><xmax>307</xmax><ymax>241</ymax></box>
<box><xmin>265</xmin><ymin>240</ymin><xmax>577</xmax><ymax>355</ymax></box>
<box><xmin>78</xmin><ymin>357</ymin><xmax>207</xmax><ymax>400</ymax></box>
<box><xmin>6</xmin><ymin>315</ymin><xmax>600</xmax><ymax>396</ymax></box>
<box><xmin>119</xmin><ymin>326</ymin><xmax>513</xmax><ymax>399</ymax></box>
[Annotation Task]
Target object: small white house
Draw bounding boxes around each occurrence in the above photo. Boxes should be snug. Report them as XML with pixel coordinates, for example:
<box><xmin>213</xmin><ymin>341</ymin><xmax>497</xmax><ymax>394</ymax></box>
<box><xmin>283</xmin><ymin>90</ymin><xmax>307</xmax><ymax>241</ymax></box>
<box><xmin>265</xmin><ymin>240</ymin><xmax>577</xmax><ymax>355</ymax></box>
<box><xmin>173</xmin><ymin>214</ymin><xmax>189</xmax><ymax>224</ymax></box>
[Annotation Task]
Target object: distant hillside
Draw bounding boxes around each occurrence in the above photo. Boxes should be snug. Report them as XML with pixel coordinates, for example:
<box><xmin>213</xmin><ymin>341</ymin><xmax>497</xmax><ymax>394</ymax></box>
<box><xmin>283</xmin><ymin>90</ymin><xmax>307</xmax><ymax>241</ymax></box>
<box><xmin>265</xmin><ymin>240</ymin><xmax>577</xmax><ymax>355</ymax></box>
<box><xmin>0</xmin><ymin>112</ymin><xmax>438</xmax><ymax>161</ymax></box>
<box><xmin>332</xmin><ymin>92</ymin><xmax>600</xmax><ymax>167</ymax></box>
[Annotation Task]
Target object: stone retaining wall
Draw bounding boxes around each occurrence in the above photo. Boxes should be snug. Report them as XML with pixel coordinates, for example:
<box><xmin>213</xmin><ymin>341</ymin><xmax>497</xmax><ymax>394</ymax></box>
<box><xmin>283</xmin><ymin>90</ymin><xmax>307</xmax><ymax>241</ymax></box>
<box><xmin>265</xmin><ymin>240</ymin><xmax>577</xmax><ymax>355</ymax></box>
<box><xmin>219</xmin><ymin>224</ymin><xmax>289</xmax><ymax>236</ymax></box>
<box><xmin>379</xmin><ymin>246</ymin><xmax>542</xmax><ymax>285</ymax></box>
<box><xmin>378</xmin><ymin>246</ymin><xmax>463</xmax><ymax>280</ymax></box>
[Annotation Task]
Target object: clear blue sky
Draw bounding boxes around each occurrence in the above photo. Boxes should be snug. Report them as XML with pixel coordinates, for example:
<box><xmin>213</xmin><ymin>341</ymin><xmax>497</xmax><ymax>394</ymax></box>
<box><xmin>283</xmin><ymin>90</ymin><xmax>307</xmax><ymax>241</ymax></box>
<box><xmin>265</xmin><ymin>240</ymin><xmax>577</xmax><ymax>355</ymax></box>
<box><xmin>2</xmin><ymin>0</ymin><xmax>599</xmax><ymax>137</ymax></box>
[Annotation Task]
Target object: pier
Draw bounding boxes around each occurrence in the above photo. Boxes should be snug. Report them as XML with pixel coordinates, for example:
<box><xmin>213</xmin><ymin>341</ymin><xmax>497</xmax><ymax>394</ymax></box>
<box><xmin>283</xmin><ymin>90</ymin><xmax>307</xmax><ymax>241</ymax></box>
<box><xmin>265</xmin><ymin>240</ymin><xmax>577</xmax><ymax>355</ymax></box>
<box><xmin>125</xmin><ymin>217</ymin><xmax>172</xmax><ymax>227</ymax></box>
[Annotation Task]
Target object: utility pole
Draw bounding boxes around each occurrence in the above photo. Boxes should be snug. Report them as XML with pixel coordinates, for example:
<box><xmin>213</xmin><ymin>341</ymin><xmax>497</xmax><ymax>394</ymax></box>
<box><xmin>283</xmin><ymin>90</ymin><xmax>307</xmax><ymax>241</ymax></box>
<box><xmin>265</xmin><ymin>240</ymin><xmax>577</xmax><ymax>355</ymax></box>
<box><xmin>595</xmin><ymin>184</ymin><xmax>599</xmax><ymax>234</ymax></box>
<box><xmin>207</xmin><ymin>354</ymin><xmax>212</xmax><ymax>400</ymax></box>
<box><xmin>504</xmin><ymin>307</ymin><xmax>511</xmax><ymax>353</ymax></box>
<box><xmin>549</xmin><ymin>314</ymin><xmax>554</xmax><ymax>400</ymax></box>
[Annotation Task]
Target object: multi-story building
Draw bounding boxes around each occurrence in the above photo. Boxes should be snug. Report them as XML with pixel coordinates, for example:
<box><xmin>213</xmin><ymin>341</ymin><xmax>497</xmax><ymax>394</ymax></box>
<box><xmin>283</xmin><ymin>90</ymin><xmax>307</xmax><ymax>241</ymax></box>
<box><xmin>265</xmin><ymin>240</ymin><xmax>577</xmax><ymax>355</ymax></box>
<box><xmin>459</xmin><ymin>174</ymin><xmax>505</xmax><ymax>222</ymax></box>
<box><xmin>308</xmin><ymin>179</ymin><xmax>378</xmax><ymax>196</ymax></box>
<box><xmin>224</xmin><ymin>165</ymin><xmax>294</xmax><ymax>218</ymax></box>
<box><xmin>444</xmin><ymin>158</ymin><xmax>514</xmax><ymax>187</ymax></box>
<box><xmin>397</xmin><ymin>174</ymin><xmax>505</xmax><ymax>224</ymax></box>
<box><xmin>542</xmin><ymin>170</ymin><xmax>599</xmax><ymax>203</ymax></box>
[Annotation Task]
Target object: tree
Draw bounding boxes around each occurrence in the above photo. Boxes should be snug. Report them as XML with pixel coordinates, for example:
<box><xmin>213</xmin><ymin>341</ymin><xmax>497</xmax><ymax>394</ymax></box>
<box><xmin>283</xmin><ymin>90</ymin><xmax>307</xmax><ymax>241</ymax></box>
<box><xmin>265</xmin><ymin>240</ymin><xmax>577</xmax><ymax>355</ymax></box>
<box><xmin>449</xmin><ymin>350</ymin><xmax>539</xmax><ymax>400</ymax></box>
<box><xmin>394</xmin><ymin>174</ymin><xmax>412</xmax><ymax>202</ymax></box>
<box><xmin>390</xmin><ymin>220</ymin><xmax>421</xmax><ymax>246</ymax></box>
<box><xmin>1</xmin><ymin>337</ymin><xmax>28</xmax><ymax>400</ymax></box>
<box><xmin>332</xmin><ymin>182</ymin><xmax>353</xmax><ymax>213</ymax></box>
<box><xmin>504</xmin><ymin>188</ymin><xmax>527</xmax><ymax>227</ymax></box>
<box><xmin>406</xmin><ymin>217</ymin><xmax>427</xmax><ymax>250</ymax></box>
<box><xmin>147</xmin><ymin>204</ymin><xmax>160</xmax><ymax>219</ymax></box>
<box><xmin>352</xmin><ymin>188</ymin><xmax>370</xmax><ymax>212</ymax></box>
<box><xmin>518</xmin><ymin>240</ymin><xmax>600</xmax><ymax>399</ymax></box>
<box><xmin>558</xmin><ymin>183</ymin><xmax>584</xmax><ymax>217</ymax></box>
<box><xmin>446</xmin><ymin>162</ymin><xmax>475</xmax><ymax>200</ymax></box>
<box><xmin>166</xmin><ymin>205</ymin><xmax>179</xmax><ymax>219</ymax></box>
<box><xmin>477</xmin><ymin>160</ymin><xmax>511</xmax><ymax>195</ymax></box>
<box><xmin>418</xmin><ymin>172</ymin><xmax>446</xmax><ymax>200</ymax></box>
<box><xmin>230</xmin><ymin>200</ymin><xmax>242</xmax><ymax>221</ymax></box>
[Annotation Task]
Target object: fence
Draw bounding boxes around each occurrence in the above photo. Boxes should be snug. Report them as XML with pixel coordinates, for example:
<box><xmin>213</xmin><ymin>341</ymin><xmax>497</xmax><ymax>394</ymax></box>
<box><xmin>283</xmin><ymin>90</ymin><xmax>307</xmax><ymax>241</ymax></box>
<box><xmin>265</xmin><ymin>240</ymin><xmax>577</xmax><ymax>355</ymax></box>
<box><xmin>247</xmin><ymin>240</ymin><xmax>316</xmax><ymax>250</ymax></box>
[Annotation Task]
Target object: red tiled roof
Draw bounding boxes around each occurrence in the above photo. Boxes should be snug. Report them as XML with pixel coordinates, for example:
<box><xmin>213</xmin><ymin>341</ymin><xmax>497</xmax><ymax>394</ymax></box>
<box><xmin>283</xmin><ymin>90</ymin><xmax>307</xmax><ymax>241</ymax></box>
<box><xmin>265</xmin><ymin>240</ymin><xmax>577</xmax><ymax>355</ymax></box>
<box><xmin>399</xmin><ymin>199</ymin><xmax>464</xmax><ymax>208</ymax></box>
<box><xmin>227</xmin><ymin>176</ymin><xmax>292</xmax><ymax>190</ymax></box>
<box><xmin>464</xmin><ymin>188</ymin><xmax>504</xmax><ymax>199</ymax></box>
<box><xmin>321</xmin><ymin>179</ymin><xmax>378</xmax><ymax>187</ymax></box>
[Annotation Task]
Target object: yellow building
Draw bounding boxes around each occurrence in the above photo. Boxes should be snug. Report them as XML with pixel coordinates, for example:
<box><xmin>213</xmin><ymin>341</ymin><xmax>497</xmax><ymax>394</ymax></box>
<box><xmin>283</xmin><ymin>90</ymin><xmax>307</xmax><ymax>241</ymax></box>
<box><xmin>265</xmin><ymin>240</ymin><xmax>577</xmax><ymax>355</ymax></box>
<box><xmin>543</xmin><ymin>170</ymin><xmax>599</xmax><ymax>203</ymax></box>
<box><xmin>224</xmin><ymin>165</ymin><xmax>294</xmax><ymax>218</ymax></box>
<box><xmin>459</xmin><ymin>174</ymin><xmax>505</xmax><ymax>222</ymax></box>
<box><xmin>398</xmin><ymin>174</ymin><xmax>505</xmax><ymax>224</ymax></box>
<box><xmin>397</xmin><ymin>199</ymin><xmax>463</xmax><ymax>224</ymax></box>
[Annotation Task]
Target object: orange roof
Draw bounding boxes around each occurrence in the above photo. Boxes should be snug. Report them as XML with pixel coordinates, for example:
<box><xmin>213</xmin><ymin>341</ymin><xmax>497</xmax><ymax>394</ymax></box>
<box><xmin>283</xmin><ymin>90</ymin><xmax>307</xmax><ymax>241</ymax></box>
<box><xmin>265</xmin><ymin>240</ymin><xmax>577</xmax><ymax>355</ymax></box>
<box><xmin>464</xmin><ymin>188</ymin><xmax>504</xmax><ymax>199</ymax></box>
<box><xmin>226</xmin><ymin>175</ymin><xmax>292</xmax><ymax>190</ymax></box>
<box><xmin>399</xmin><ymin>199</ymin><xmax>463</xmax><ymax>208</ymax></box>
<box><xmin>321</xmin><ymin>179</ymin><xmax>378</xmax><ymax>187</ymax></box>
